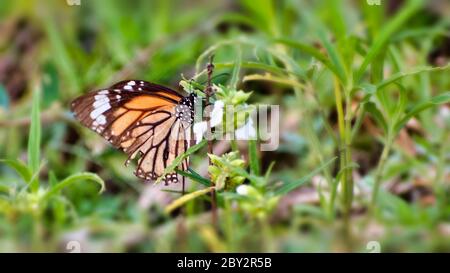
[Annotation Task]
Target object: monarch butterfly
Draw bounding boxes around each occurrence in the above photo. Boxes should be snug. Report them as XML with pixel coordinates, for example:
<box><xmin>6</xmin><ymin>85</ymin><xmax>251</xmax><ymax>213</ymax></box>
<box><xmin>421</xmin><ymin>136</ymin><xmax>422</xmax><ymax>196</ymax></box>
<box><xmin>70</xmin><ymin>80</ymin><xmax>197</xmax><ymax>185</ymax></box>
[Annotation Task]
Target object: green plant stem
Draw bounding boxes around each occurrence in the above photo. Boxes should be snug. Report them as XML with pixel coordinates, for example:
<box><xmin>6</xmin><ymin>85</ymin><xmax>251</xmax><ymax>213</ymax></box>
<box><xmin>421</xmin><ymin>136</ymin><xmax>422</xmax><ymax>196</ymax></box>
<box><xmin>205</xmin><ymin>55</ymin><xmax>218</xmax><ymax>228</ymax></box>
<box><xmin>343</xmin><ymin>95</ymin><xmax>354</xmax><ymax>216</ymax></box>
<box><xmin>224</xmin><ymin>199</ymin><xmax>236</xmax><ymax>251</ymax></box>
<box><xmin>259</xmin><ymin>217</ymin><xmax>274</xmax><ymax>252</ymax></box>
<box><xmin>333</xmin><ymin>78</ymin><xmax>346</xmax><ymax>218</ymax></box>
<box><xmin>334</xmin><ymin>77</ymin><xmax>355</xmax><ymax>244</ymax></box>
<box><xmin>370</xmin><ymin>135</ymin><xmax>393</xmax><ymax>213</ymax></box>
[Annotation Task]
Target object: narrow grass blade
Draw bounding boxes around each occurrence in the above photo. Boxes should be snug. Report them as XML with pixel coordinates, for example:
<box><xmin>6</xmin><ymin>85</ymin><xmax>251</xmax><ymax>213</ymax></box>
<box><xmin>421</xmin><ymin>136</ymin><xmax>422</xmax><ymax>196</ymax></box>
<box><xmin>229</xmin><ymin>45</ymin><xmax>242</xmax><ymax>89</ymax></box>
<box><xmin>355</xmin><ymin>0</ymin><xmax>423</xmax><ymax>83</ymax></box>
<box><xmin>0</xmin><ymin>159</ymin><xmax>32</xmax><ymax>183</ymax></box>
<box><xmin>177</xmin><ymin>168</ymin><xmax>211</xmax><ymax>187</ymax></box>
<box><xmin>274</xmin><ymin>157</ymin><xmax>337</xmax><ymax>196</ymax></box>
<box><xmin>376</xmin><ymin>65</ymin><xmax>450</xmax><ymax>90</ymax></box>
<box><xmin>365</xmin><ymin>101</ymin><xmax>388</xmax><ymax>133</ymax></box>
<box><xmin>317</xmin><ymin>30</ymin><xmax>347</xmax><ymax>84</ymax></box>
<box><xmin>28</xmin><ymin>83</ymin><xmax>41</xmax><ymax>192</ymax></box>
<box><xmin>276</xmin><ymin>38</ymin><xmax>339</xmax><ymax>78</ymax></box>
<box><xmin>165</xmin><ymin>187</ymin><xmax>214</xmax><ymax>214</ymax></box>
<box><xmin>42</xmin><ymin>172</ymin><xmax>105</xmax><ymax>202</ymax></box>
<box><xmin>394</xmin><ymin>92</ymin><xmax>450</xmax><ymax>133</ymax></box>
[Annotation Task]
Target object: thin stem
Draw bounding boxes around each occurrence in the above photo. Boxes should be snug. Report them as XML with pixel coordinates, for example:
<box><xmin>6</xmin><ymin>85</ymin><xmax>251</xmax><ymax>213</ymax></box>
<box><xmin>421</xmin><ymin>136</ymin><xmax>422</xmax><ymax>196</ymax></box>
<box><xmin>344</xmin><ymin>95</ymin><xmax>354</xmax><ymax>215</ymax></box>
<box><xmin>333</xmin><ymin>77</ymin><xmax>346</xmax><ymax>218</ymax></box>
<box><xmin>370</xmin><ymin>136</ymin><xmax>393</xmax><ymax>213</ymax></box>
<box><xmin>205</xmin><ymin>54</ymin><xmax>218</xmax><ymax>228</ymax></box>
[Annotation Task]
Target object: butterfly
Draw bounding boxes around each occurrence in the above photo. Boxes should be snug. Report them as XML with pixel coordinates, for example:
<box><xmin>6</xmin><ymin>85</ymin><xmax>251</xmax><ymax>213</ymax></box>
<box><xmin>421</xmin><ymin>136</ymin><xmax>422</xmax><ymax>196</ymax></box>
<box><xmin>70</xmin><ymin>80</ymin><xmax>198</xmax><ymax>185</ymax></box>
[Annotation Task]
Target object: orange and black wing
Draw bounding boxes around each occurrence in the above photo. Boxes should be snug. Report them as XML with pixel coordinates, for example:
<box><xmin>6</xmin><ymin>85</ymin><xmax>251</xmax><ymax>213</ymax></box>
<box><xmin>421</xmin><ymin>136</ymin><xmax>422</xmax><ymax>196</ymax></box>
<box><xmin>71</xmin><ymin>80</ymin><xmax>192</xmax><ymax>184</ymax></box>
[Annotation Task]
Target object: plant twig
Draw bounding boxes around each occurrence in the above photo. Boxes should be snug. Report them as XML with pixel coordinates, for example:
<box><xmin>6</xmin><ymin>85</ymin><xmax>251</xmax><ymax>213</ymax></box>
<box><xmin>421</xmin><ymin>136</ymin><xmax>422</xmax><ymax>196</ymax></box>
<box><xmin>204</xmin><ymin>54</ymin><xmax>218</xmax><ymax>228</ymax></box>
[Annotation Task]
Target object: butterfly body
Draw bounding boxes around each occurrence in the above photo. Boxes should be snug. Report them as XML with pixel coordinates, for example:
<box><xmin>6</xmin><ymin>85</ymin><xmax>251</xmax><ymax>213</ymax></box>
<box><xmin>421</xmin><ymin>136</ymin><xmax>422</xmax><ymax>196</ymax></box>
<box><xmin>71</xmin><ymin>80</ymin><xmax>196</xmax><ymax>185</ymax></box>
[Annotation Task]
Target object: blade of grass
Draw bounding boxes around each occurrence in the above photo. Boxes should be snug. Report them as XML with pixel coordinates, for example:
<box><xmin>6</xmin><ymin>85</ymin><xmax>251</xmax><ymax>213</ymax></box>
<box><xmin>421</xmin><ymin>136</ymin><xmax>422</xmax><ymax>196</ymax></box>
<box><xmin>355</xmin><ymin>0</ymin><xmax>423</xmax><ymax>83</ymax></box>
<box><xmin>42</xmin><ymin>172</ymin><xmax>105</xmax><ymax>202</ymax></box>
<box><xmin>317</xmin><ymin>30</ymin><xmax>348</xmax><ymax>85</ymax></box>
<box><xmin>177</xmin><ymin>169</ymin><xmax>211</xmax><ymax>187</ymax></box>
<box><xmin>376</xmin><ymin>65</ymin><xmax>450</xmax><ymax>90</ymax></box>
<box><xmin>229</xmin><ymin>45</ymin><xmax>242</xmax><ymax>89</ymax></box>
<box><xmin>0</xmin><ymin>159</ymin><xmax>32</xmax><ymax>183</ymax></box>
<box><xmin>243</xmin><ymin>73</ymin><xmax>305</xmax><ymax>89</ymax></box>
<box><xmin>274</xmin><ymin>157</ymin><xmax>337</xmax><ymax>196</ymax></box>
<box><xmin>165</xmin><ymin>187</ymin><xmax>214</xmax><ymax>214</ymax></box>
<box><xmin>394</xmin><ymin>92</ymin><xmax>450</xmax><ymax>133</ymax></box>
<box><xmin>28</xmin><ymin>83</ymin><xmax>41</xmax><ymax>192</ymax></box>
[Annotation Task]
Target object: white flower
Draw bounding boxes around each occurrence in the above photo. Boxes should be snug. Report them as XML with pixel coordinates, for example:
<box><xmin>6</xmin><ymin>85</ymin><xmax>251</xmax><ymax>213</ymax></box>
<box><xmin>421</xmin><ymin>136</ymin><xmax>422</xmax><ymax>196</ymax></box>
<box><xmin>235</xmin><ymin>117</ymin><xmax>256</xmax><ymax>140</ymax></box>
<box><xmin>236</xmin><ymin>185</ymin><xmax>250</xmax><ymax>195</ymax></box>
<box><xmin>193</xmin><ymin>121</ymin><xmax>207</xmax><ymax>144</ymax></box>
<box><xmin>210</xmin><ymin>100</ymin><xmax>224</xmax><ymax>127</ymax></box>
<box><xmin>192</xmin><ymin>100</ymin><xmax>224</xmax><ymax>144</ymax></box>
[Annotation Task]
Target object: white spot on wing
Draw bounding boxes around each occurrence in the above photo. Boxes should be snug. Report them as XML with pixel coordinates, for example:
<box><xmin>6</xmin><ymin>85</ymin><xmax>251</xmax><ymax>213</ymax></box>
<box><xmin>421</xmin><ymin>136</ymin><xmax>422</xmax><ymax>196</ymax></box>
<box><xmin>128</xmin><ymin>81</ymin><xmax>136</xmax><ymax>86</ymax></box>
<box><xmin>124</xmin><ymin>85</ymin><xmax>133</xmax><ymax>91</ymax></box>
<box><xmin>98</xmin><ymin>90</ymin><xmax>109</xmax><ymax>95</ymax></box>
<box><xmin>90</xmin><ymin>103</ymin><xmax>111</xmax><ymax>119</ymax></box>
<box><xmin>94</xmin><ymin>94</ymin><xmax>107</xmax><ymax>100</ymax></box>
<box><xmin>96</xmin><ymin>115</ymin><xmax>107</xmax><ymax>125</ymax></box>
<box><xmin>93</xmin><ymin>97</ymin><xmax>109</xmax><ymax>107</ymax></box>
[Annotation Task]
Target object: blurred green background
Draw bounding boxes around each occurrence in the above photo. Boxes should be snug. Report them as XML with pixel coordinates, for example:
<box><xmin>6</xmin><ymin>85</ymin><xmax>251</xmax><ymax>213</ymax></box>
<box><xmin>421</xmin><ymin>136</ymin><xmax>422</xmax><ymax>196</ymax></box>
<box><xmin>0</xmin><ymin>0</ymin><xmax>449</xmax><ymax>252</ymax></box>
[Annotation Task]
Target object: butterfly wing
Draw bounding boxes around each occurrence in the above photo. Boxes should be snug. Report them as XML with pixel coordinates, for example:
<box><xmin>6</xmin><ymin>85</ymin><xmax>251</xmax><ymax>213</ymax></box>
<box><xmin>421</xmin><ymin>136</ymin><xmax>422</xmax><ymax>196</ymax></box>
<box><xmin>71</xmin><ymin>80</ymin><xmax>191</xmax><ymax>184</ymax></box>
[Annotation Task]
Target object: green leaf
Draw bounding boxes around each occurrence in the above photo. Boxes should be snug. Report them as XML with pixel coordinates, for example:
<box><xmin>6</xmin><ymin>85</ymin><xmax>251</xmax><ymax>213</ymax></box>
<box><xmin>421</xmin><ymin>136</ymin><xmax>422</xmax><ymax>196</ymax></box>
<box><xmin>394</xmin><ymin>92</ymin><xmax>450</xmax><ymax>133</ymax></box>
<box><xmin>275</xmin><ymin>38</ymin><xmax>337</xmax><ymax>75</ymax></box>
<box><xmin>229</xmin><ymin>45</ymin><xmax>242</xmax><ymax>89</ymax></box>
<box><xmin>317</xmin><ymin>30</ymin><xmax>347</xmax><ymax>84</ymax></box>
<box><xmin>274</xmin><ymin>157</ymin><xmax>337</xmax><ymax>196</ymax></box>
<box><xmin>216</xmin><ymin>61</ymin><xmax>299</xmax><ymax>77</ymax></box>
<box><xmin>177</xmin><ymin>168</ymin><xmax>211</xmax><ymax>187</ymax></box>
<box><xmin>365</xmin><ymin>101</ymin><xmax>388</xmax><ymax>133</ymax></box>
<box><xmin>327</xmin><ymin>0</ymin><xmax>346</xmax><ymax>39</ymax></box>
<box><xmin>165</xmin><ymin>187</ymin><xmax>214</xmax><ymax>214</ymax></box>
<box><xmin>355</xmin><ymin>0</ymin><xmax>423</xmax><ymax>83</ymax></box>
<box><xmin>42</xmin><ymin>172</ymin><xmax>105</xmax><ymax>202</ymax></box>
<box><xmin>0</xmin><ymin>159</ymin><xmax>32</xmax><ymax>183</ymax></box>
<box><xmin>264</xmin><ymin>161</ymin><xmax>276</xmax><ymax>182</ymax></box>
<box><xmin>155</xmin><ymin>140</ymin><xmax>207</xmax><ymax>184</ymax></box>
<box><xmin>376</xmin><ymin>65</ymin><xmax>450</xmax><ymax>91</ymax></box>
<box><xmin>28</xmin><ymin>83</ymin><xmax>41</xmax><ymax>192</ymax></box>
